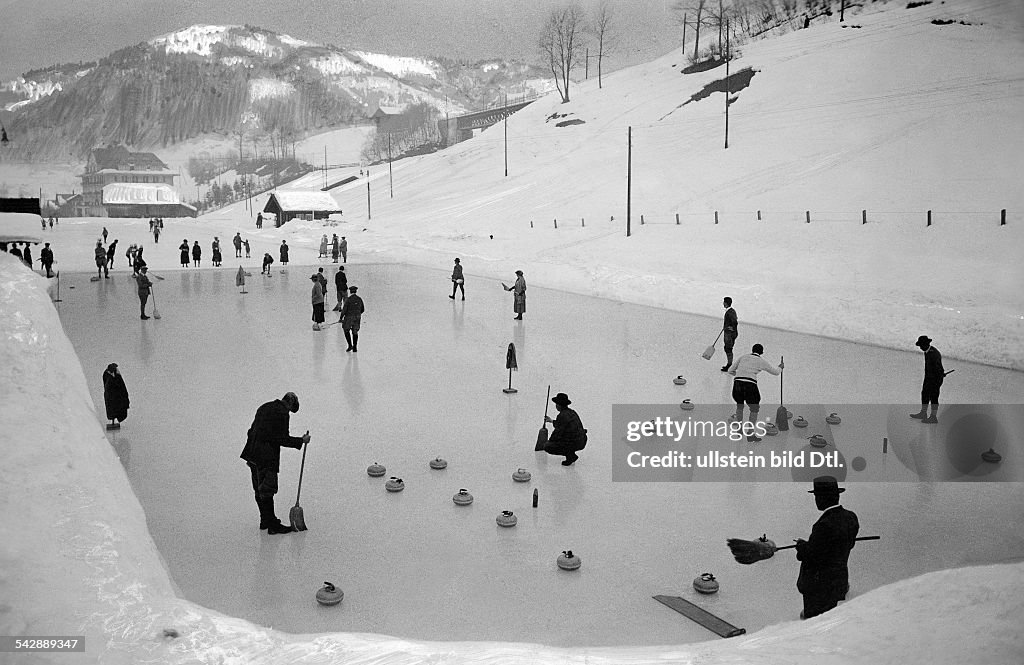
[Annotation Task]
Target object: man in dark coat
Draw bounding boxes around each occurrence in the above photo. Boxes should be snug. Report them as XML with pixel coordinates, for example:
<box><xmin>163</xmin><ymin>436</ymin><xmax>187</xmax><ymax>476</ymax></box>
<box><xmin>102</xmin><ymin>363</ymin><xmax>130</xmax><ymax>428</ymax></box>
<box><xmin>233</xmin><ymin>232</ymin><xmax>243</xmax><ymax>258</ymax></box>
<box><xmin>240</xmin><ymin>392</ymin><xmax>310</xmax><ymax>534</ymax></box>
<box><xmin>136</xmin><ymin>266</ymin><xmax>153</xmax><ymax>320</ymax></box>
<box><xmin>340</xmin><ymin>285</ymin><xmax>365</xmax><ymax>352</ymax></box>
<box><xmin>911</xmin><ymin>335</ymin><xmax>950</xmax><ymax>424</ymax></box>
<box><xmin>450</xmin><ymin>258</ymin><xmax>465</xmax><ymax>300</ymax></box>
<box><xmin>796</xmin><ymin>476</ymin><xmax>860</xmax><ymax>620</ymax></box>
<box><xmin>40</xmin><ymin>242</ymin><xmax>54</xmax><ymax>278</ymax></box>
<box><xmin>543</xmin><ymin>392</ymin><xmax>588</xmax><ymax>466</ymax></box>
<box><xmin>721</xmin><ymin>297</ymin><xmax>738</xmax><ymax>371</ymax></box>
<box><xmin>334</xmin><ymin>266</ymin><xmax>348</xmax><ymax>311</ymax></box>
<box><xmin>280</xmin><ymin>240</ymin><xmax>290</xmax><ymax>266</ymax></box>
<box><xmin>192</xmin><ymin>241</ymin><xmax>201</xmax><ymax>267</ymax></box>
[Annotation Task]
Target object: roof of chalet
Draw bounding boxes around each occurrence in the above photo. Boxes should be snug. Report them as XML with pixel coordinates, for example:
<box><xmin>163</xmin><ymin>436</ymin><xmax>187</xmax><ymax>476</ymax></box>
<box><xmin>371</xmin><ymin>104</ymin><xmax>408</xmax><ymax>117</ymax></box>
<box><xmin>265</xmin><ymin>190</ymin><xmax>342</xmax><ymax>212</ymax></box>
<box><xmin>90</xmin><ymin>146</ymin><xmax>169</xmax><ymax>172</ymax></box>
<box><xmin>102</xmin><ymin>183</ymin><xmax>195</xmax><ymax>211</ymax></box>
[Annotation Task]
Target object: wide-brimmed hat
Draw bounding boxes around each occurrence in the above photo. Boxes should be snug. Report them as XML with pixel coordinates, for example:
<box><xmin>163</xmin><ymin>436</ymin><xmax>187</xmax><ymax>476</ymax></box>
<box><xmin>281</xmin><ymin>392</ymin><xmax>300</xmax><ymax>413</ymax></box>
<box><xmin>808</xmin><ymin>475</ymin><xmax>845</xmax><ymax>494</ymax></box>
<box><xmin>106</xmin><ymin>362</ymin><xmax>118</xmax><ymax>371</ymax></box>
<box><xmin>552</xmin><ymin>392</ymin><xmax>572</xmax><ymax>406</ymax></box>
<box><xmin>915</xmin><ymin>335</ymin><xmax>932</xmax><ymax>348</ymax></box>
<box><xmin>515</xmin><ymin>270</ymin><xmax>523</xmax><ymax>275</ymax></box>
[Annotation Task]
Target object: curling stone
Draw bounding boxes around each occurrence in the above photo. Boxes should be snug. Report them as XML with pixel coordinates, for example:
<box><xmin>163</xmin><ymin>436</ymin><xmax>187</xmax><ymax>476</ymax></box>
<box><xmin>496</xmin><ymin>510</ymin><xmax>517</xmax><ymax>527</ymax></box>
<box><xmin>765</xmin><ymin>422</ymin><xmax>779</xmax><ymax>436</ymax></box>
<box><xmin>981</xmin><ymin>449</ymin><xmax>1002</xmax><ymax>464</ymax></box>
<box><xmin>367</xmin><ymin>462</ymin><xmax>386</xmax><ymax>477</ymax></box>
<box><xmin>673</xmin><ymin>376</ymin><xmax>687</xmax><ymax>386</ymax></box>
<box><xmin>826</xmin><ymin>412</ymin><xmax>842</xmax><ymax>425</ymax></box>
<box><xmin>429</xmin><ymin>457</ymin><xmax>448</xmax><ymax>470</ymax></box>
<box><xmin>785</xmin><ymin>409</ymin><xmax>793</xmax><ymax>419</ymax></box>
<box><xmin>557</xmin><ymin>550</ymin><xmax>582</xmax><ymax>570</ymax></box>
<box><xmin>512</xmin><ymin>468</ymin><xmax>532</xmax><ymax>482</ymax></box>
<box><xmin>679</xmin><ymin>399</ymin><xmax>695</xmax><ymax>411</ymax></box>
<box><xmin>793</xmin><ymin>416</ymin><xmax>808</xmax><ymax>428</ymax></box>
<box><xmin>809</xmin><ymin>434</ymin><xmax>828</xmax><ymax>448</ymax></box>
<box><xmin>385</xmin><ymin>477</ymin><xmax>405</xmax><ymax>492</ymax></box>
<box><xmin>453</xmin><ymin>489</ymin><xmax>474</xmax><ymax>505</ymax></box>
<box><xmin>316</xmin><ymin>582</ymin><xmax>344</xmax><ymax>606</ymax></box>
<box><xmin>693</xmin><ymin>573</ymin><xmax>720</xmax><ymax>594</ymax></box>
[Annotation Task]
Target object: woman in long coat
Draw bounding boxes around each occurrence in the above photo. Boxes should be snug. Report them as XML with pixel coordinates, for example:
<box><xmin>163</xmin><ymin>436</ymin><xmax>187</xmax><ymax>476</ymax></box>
<box><xmin>192</xmin><ymin>241</ymin><xmax>202</xmax><ymax>267</ymax></box>
<box><xmin>102</xmin><ymin>363</ymin><xmax>130</xmax><ymax>426</ymax></box>
<box><xmin>503</xmin><ymin>270</ymin><xmax>527</xmax><ymax>320</ymax></box>
<box><xmin>179</xmin><ymin>240</ymin><xmax>190</xmax><ymax>267</ymax></box>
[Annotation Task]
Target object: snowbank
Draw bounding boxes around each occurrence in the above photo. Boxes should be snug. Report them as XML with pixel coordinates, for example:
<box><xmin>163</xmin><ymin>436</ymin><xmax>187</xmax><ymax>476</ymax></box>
<box><xmin>2</xmin><ymin>253</ymin><xmax>1022</xmax><ymax>664</ymax></box>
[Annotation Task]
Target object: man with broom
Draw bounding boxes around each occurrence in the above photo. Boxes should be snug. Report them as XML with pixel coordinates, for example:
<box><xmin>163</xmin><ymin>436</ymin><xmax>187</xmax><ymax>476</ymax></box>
<box><xmin>543</xmin><ymin>392</ymin><xmax>588</xmax><ymax>466</ymax></box>
<box><xmin>796</xmin><ymin>476</ymin><xmax>860</xmax><ymax>619</ymax></box>
<box><xmin>727</xmin><ymin>344</ymin><xmax>783</xmax><ymax>442</ymax></box>
<box><xmin>240</xmin><ymin>392</ymin><xmax>311</xmax><ymax>534</ymax></box>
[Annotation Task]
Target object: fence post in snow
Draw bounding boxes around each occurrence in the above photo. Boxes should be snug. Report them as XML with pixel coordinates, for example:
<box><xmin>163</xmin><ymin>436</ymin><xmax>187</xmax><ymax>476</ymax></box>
<box><xmin>582</xmin><ymin>217</ymin><xmax>585</xmax><ymax>227</ymax></box>
<box><xmin>757</xmin><ymin>210</ymin><xmax>761</xmax><ymax>221</ymax></box>
<box><xmin>862</xmin><ymin>210</ymin><xmax>867</xmax><ymax>225</ymax></box>
<box><xmin>675</xmin><ymin>213</ymin><xmax>680</xmax><ymax>225</ymax></box>
<box><xmin>715</xmin><ymin>211</ymin><xmax>719</xmax><ymax>224</ymax></box>
<box><xmin>806</xmin><ymin>210</ymin><xmax>811</xmax><ymax>224</ymax></box>
<box><xmin>1001</xmin><ymin>209</ymin><xmax>1006</xmax><ymax>226</ymax></box>
<box><xmin>927</xmin><ymin>210</ymin><xmax>932</xmax><ymax>227</ymax></box>
<box><xmin>641</xmin><ymin>215</ymin><xmax>645</xmax><ymax>225</ymax></box>
<box><xmin>530</xmin><ymin>220</ymin><xmax>534</xmax><ymax>228</ymax></box>
<box><xmin>554</xmin><ymin>218</ymin><xmax>558</xmax><ymax>229</ymax></box>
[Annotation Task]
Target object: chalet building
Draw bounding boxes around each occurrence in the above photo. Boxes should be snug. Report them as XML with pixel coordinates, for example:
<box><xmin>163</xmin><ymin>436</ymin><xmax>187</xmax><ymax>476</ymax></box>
<box><xmin>78</xmin><ymin>146</ymin><xmax>194</xmax><ymax>217</ymax></box>
<box><xmin>263</xmin><ymin>191</ymin><xmax>342</xmax><ymax>226</ymax></box>
<box><xmin>370</xmin><ymin>104</ymin><xmax>413</xmax><ymax>133</ymax></box>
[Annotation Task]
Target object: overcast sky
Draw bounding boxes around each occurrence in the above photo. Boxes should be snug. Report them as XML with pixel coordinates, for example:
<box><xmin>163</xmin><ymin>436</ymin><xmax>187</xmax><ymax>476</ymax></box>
<box><xmin>2</xmin><ymin>0</ymin><xmax>682</xmax><ymax>80</ymax></box>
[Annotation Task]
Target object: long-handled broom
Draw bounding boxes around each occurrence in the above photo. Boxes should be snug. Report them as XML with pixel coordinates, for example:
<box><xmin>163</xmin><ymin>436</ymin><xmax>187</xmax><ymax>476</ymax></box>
<box><xmin>775</xmin><ymin>356</ymin><xmax>787</xmax><ymax>431</ymax></box>
<box><xmin>727</xmin><ymin>534</ymin><xmax>880</xmax><ymax>564</ymax></box>
<box><xmin>151</xmin><ymin>286</ymin><xmax>161</xmax><ymax>320</ymax></box>
<box><xmin>701</xmin><ymin>329</ymin><xmax>724</xmax><ymax>360</ymax></box>
<box><xmin>289</xmin><ymin>431</ymin><xmax>310</xmax><ymax>531</ymax></box>
<box><xmin>535</xmin><ymin>385</ymin><xmax>551</xmax><ymax>451</ymax></box>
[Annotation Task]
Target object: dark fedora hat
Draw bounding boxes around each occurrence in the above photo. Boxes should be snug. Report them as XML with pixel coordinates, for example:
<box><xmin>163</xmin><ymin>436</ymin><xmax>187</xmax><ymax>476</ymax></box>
<box><xmin>915</xmin><ymin>335</ymin><xmax>932</xmax><ymax>348</ymax></box>
<box><xmin>552</xmin><ymin>392</ymin><xmax>572</xmax><ymax>406</ymax></box>
<box><xmin>808</xmin><ymin>475</ymin><xmax>845</xmax><ymax>494</ymax></box>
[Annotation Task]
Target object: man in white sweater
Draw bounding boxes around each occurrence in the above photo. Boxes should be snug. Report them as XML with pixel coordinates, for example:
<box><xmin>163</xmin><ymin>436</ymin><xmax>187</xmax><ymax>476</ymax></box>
<box><xmin>728</xmin><ymin>344</ymin><xmax>784</xmax><ymax>442</ymax></box>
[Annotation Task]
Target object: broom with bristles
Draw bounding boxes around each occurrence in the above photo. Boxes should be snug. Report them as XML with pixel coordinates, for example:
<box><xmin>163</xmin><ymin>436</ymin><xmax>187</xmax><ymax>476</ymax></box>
<box><xmin>535</xmin><ymin>385</ymin><xmax>551</xmax><ymax>451</ymax></box>
<box><xmin>727</xmin><ymin>534</ymin><xmax>880</xmax><ymax>564</ymax></box>
<box><xmin>289</xmin><ymin>431</ymin><xmax>310</xmax><ymax>531</ymax></box>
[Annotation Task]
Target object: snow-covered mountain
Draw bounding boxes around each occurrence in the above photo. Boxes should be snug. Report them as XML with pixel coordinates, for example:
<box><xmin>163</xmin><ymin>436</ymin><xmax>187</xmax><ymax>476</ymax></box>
<box><xmin>1</xmin><ymin>24</ymin><xmax>555</xmax><ymax>161</ymax></box>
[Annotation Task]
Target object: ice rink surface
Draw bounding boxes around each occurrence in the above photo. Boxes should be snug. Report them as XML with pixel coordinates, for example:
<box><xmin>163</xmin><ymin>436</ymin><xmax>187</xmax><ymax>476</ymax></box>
<box><xmin>56</xmin><ymin>262</ymin><xmax>1024</xmax><ymax>647</ymax></box>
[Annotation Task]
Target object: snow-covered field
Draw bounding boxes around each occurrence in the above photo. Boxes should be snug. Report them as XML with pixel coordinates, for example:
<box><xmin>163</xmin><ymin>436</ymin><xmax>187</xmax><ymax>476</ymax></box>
<box><xmin>2</xmin><ymin>0</ymin><xmax>1024</xmax><ymax>662</ymax></box>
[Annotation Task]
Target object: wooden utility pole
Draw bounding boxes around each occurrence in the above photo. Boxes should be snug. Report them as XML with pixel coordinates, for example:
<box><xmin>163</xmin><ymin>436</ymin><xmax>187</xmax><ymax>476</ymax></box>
<box><xmin>387</xmin><ymin>134</ymin><xmax>393</xmax><ymax>198</ymax></box>
<box><xmin>504</xmin><ymin>94</ymin><xmax>508</xmax><ymax>177</ymax></box>
<box><xmin>682</xmin><ymin>14</ymin><xmax>687</xmax><ymax>57</ymax></box>
<box><xmin>626</xmin><ymin>126</ymin><xmax>632</xmax><ymax>237</ymax></box>
<box><xmin>585</xmin><ymin>47</ymin><xmax>589</xmax><ymax>79</ymax></box>
<box><xmin>366</xmin><ymin>172</ymin><xmax>371</xmax><ymax>220</ymax></box>
<box><xmin>724</xmin><ymin>19</ymin><xmax>730</xmax><ymax>150</ymax></box>
<box><xmin>841</xmin><ymin>0</ymin><xmax>846</xmax><ymax>22</ymax></box>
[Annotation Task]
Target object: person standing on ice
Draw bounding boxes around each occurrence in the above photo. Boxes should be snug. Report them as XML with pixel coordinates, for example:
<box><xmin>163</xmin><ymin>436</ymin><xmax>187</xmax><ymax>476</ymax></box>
<box><xmin>279</xmin><ymin>240</ymin><xmax>289</xmax><ymax>267</ymax></box>
<box><xmin>340</xmin><ymin>285</ymin><xmax>364</xmax><ymax>352</ymax></box>
<box><xmin>450</xmin><ymin>258</ymin><xmax>465</xmax><ymax>300</ymax></box>
<box><xmin>796</xmin><ymin>475</ymin><xmax>860</xmax><ymax>620</ymax></box>
<box><xmin>94</xmin><ymin>240</ymin><xmax>109</xmax><ymax>279</ymax></box>
<box><xmin>340</xmin><ymin>236</ymin><xmax>348</xmax><ymax>263</ymax></box>
<box><xmin>331</xmin><ymin>234</ymin><xmax>340</xmax><ymax>263</ymax></box>
<box><xmin>319</xmin><ymin>234</ymin><xmax>329</xmax><ymax>258</ymax></box>
<box><xmin>211</xmin><ymin>237</ymin><xmax>222</xmax><ymax>267</ymax></box>
<box><xmin>179</xmin><ymin>239</ymin><xmax>190</xmax><ymax>268</ymax></box>
<box><xmin>233</xmin><ymin>232</ymin><xmax>243</xmax><ymax>258</ymax></box>
<box><xmin>240</xmin><ymin>392</ymin><xmax>310</xmax><ymax>534</ymax></box>
<box><xmin>503</xmin><ymin>270</ymin><xmax>526</xmax><ymax>320</ymax></box>
<box><xmin>106</xmin><ymin>239</ymin><xmax>118</xmax><ymax>270</ymax></box>
<box><xmin>543</xmin><ymin>392</ymin><xmax>588</xmax><ymax>466</ymax></box>
<box><xmin>102</xmin><ymin>363</ymin><xmax>130</xmax><ymax>428</ymax></box>
<box><xmin>243</xmin><ymin>238</ymin><xmax>251</xmax><ymax>258</ymax></box>
<box><xmin>262</xmin><ymin>252</ymin><xmax>274</xmax><ymax>275</ymax></box>
<box><xmin>192</xmin><ymin>240</ymin><xmax>202</xmax><ymax>267</ymax></box>
<box><xmin>727</xmin><ymin>343</ymin><xmax>783</xmax><ymax>443</ymax></box>
<box><xmin>40</xmin><ymin>242</ymin><xmax>54</xmax><ymax>277</ymax></box>
<box><xmin>310</xmin><ymin>274</ymin><xmax>326</xmax><ymax>330</ymax></box>
<box><xmin>102</xmin><ymin>226</ymin><xmax>108</xmax><ymax>243</ymax></box>
<box><xmin>136</xmin><ymin>266</ymin><xmax>153</xmax><ymax>320</ymax></box>
<box><xmin>722</xmin><ymin>297</ymin><xmax>738</xmax><ymax>371</ymax></box>
<box><xmin>910</xmin><ymin>335</ymin><xmax>950</xmax><ymax>424</ymax></box>
<box><xmin>334</xmin><ymin>266</ymin><xmax>348</xmax><ymax>312</ymax></box>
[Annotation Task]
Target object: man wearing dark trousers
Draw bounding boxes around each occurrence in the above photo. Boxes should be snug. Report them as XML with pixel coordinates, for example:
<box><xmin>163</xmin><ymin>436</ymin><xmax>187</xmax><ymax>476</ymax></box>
<box><xmin>240</xmin><ymin>392</ymin><xmax>310</xmax><ymax>534</ymax></box>
<box><xmin>450</xmin><ymin>258</ymin><xmax>465</xmax><ymax>300</ymax></box>
<box><xmin>796</xmin><ymin>476</ymin><xmax>860</xmax><ymax>620</ymax></box>
<box><xmin>911</xmin><ymin>335</ymin><xmax>949</xmax><ymax>424</ymax></box>
<box><xmin>543</xmin><ymin>392</ymin><xmax>588</xmax><ymax>466</ymax></box>
<box><xmin>340</xmin><ymin>285</ymin><xmax>365</xmax><ymax>352</ymax></box>
<box><xmin>728</xmin><ymin>344</ymin><xmax>783</xmax><ymax>442</ymax></box>
<box><xmin>721</xmin><ymin>297</ymin><xmax>738</xmax><ymax>371</ymax></box>
<box><xmin>136</xmin><ymin>266</ymin><xmax>153</xmax><ymax>320</ymax></box>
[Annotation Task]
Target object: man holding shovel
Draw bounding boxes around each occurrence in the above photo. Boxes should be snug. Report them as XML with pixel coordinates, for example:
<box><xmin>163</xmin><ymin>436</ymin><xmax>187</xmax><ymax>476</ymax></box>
<box><xmin>240</xmin><ymin>392</ymin><xmax>311</xmax><ymax>534</ymax></box>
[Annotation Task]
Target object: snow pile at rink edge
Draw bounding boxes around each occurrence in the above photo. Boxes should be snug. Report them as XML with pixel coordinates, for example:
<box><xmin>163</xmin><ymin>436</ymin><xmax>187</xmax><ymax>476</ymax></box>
<box><xmin>1</xmin><ymin>252</ymin><xmax>1022</xmax><ymax>664</ymax></box>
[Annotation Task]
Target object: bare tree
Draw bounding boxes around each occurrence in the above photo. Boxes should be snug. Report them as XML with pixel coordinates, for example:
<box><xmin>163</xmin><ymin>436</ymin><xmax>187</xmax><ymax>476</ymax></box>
<box><xmin>590</xmin><ymin>1</ymin><xmax>616</xmax><ymax>89</ymax></box>
<box><xmin>673</xmin><ymin>0</ymin><xmax>710</xmax><ymax>62</ymax></box>
<box><xmin>539</xmin><ymin>4</ymin><xmax>587</xmax><ymax>103</ymax></box>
